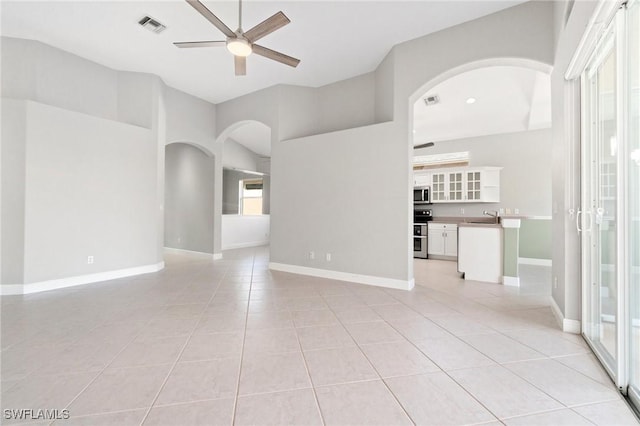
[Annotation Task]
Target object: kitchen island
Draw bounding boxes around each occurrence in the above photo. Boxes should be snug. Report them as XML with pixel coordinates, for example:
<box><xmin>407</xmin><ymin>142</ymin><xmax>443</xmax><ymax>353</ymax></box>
<box><xmin>457</xmin><ymin>222</ymin><xmax>503</xmax><ymax>283</ymax></box>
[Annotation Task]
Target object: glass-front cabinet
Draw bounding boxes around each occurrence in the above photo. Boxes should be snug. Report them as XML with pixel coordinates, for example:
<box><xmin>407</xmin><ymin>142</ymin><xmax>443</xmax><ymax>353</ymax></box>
<box><xmin>421</xmin><ymin>167</ymin><xmax>501</xmax><ymax>203</ymax></box>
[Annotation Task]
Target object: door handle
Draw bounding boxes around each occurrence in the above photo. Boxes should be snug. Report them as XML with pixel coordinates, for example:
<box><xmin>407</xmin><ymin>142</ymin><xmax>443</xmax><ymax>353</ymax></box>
<box><xmin>576</xmin><ymin>210</ymin><xmax>582</xmax><ymax>232</ymax></box>
<box><xmin>576</xmin><ymin>209</ymin><xmax>594</xmax><ymax>233</ymax></box>
<box><xmin>584</xmin><ymin>210</ymin><xmax>593</xmax><ymax>232</ymax></box>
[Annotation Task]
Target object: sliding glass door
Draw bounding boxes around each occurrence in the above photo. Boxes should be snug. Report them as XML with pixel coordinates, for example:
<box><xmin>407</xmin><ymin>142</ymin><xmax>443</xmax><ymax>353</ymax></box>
<box><xmin>583</xmin><ymin>16</ymin><xmax>619</xmax><ymax>376</ymax></box>
<box><xmin>626</xmin><ymin>0</ymin><xmax>640</xmax><ymax>409</ymax></box>
<box><xmin>582</xmin><ymin>1</ymin><xmax>639</xmax><ymax>411</ymax></box>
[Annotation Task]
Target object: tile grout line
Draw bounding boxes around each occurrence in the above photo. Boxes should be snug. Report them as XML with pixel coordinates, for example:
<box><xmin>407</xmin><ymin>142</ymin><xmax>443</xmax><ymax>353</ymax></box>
<box><xmin>372</xmin><ymin>290</ymin><xmax>507</xmax><ymax>424</ymax></box>
<box><xmin>58</xmin><ymin>298</ymin><xmax>175</xmax><ymax>424</ymax></box>
<box><xmin>385</xmin><ymin>275</ymin><xmax>618</xmax><ymax>420</ymax></box>
<box><xmin>291</xmin><ymin>316</ymin><xmax>328</xmax><ymax>425</ymax></box>
<box><xmin>229</xmin><ymin>247</ymin><xmax>258</xmax><ymax>426</ymax></box>
<box><xmin>138</xmin><ymin>264</ymin><xmax>229</xmax><ymax>425</ymax></box>
<box><xmin>318</xmin><ymin>293</ymin><xmax>416</xmax><ymax>426</ymax></box>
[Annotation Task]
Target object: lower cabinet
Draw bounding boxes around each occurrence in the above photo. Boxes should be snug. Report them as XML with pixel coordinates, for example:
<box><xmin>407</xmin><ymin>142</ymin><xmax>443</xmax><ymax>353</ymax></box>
<box><xmin>427</xmin><ymin>223</ymin><xmax>458</xmax><ymax>259</ymax></box>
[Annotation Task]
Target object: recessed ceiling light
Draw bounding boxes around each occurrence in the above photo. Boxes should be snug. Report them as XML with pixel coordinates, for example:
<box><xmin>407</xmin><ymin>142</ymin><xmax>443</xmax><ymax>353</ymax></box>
<box><xmin>466</xmin><ymin>97</ymin><xmax>476</xmax><ymax>104</ymax></box>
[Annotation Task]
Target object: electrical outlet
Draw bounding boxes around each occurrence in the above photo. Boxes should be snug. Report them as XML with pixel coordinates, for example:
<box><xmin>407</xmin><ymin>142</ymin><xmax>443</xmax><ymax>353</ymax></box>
<box><xmin>87</xmin><ymin>256</ymin><xmax>94</xmax><ymax>264</ymax></box>
<box><xmin>514</xmin><ymin>208</ymin><xmax>519</xmax><ymax>214</ymax></box>
<box><xmin>309</xmin><ymin>251</ymin><xmax>315</xmax><ymax>260</ymax></box>
<box><xmin>326</xmin><ymin>253</ymin><xmax>332</xmax><ymax>262</ymax></box>
<box><xmin>505</xmin><ymin>208</ymin><xmax>512</xmax><ymax>214</ymax></box>
<box><xmin>460</xmin><ymin>208</ymin><xmax>465</xmax><ymax>214</ymax></box>
<box><xmin>554</xmin><ymin>276</ymin><xmax>558</xmax><ymax>289</ymax></box>
<box><xmin>499</xmin><ymin>208</ymin><xmax>504</xmax><ymax>215</ymax></box>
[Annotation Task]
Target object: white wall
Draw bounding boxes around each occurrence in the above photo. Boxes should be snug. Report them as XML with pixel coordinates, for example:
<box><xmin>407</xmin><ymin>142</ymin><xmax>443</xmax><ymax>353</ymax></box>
<box><xmin>222</xmin><ymin>215</ymin><xmax>270</xmax><ymax>250</ymax></box>
<box><xmin>22</xmin><ymin>101</ymin><xmax>157</xmax><ymax>284</ymax></box>
<box><xmin>163</xmin><ymin>85</ymin><xmax>220</xmax><ymax>255</ymax></box>
<box><xmin>1</xmin><ymin>99</ymin><xmax>27</xmax><ymax>284</ymax></box>
<box><xmin>215</xmin><ymin>1</ymin><xmax>556</xmax><ymax>287</ymax></box>
<box><xmin>223</xmin><ymin>138</ymin><xmax>259</xmax><ymax>170</ymax></box>
<box><xmin>1</xmin><ymin>37</ymin><xmax>119</xmax><ymax>121</ymax></box>
<box><xmin>317</xmin><ymin>73</ymin><xmax>376</xmax><ymax>134</ymax></box>
<box><xmin>1</xmin><ymin>36</ymin><xmax>222</xmax><ymax>289</ymax></box>
<box><xmin>165</xmin><ymin>86</ymin><xmax>217</xmax><ymax>150</ymax></box>
<box><xmin>551</xmin><ymin>0</ymin><xmax>599</xmax><ymax>322</ymax></box>
<box><xmin>165</xmin><ymin>143</ymin><xmax>215</xmax><ymax>254</ymax></box>
<box><xmin>416</xmin><ymin>128</ymin><xmax>553</xmax><ymax>217</ymax></box>
<box><xmin>271</xmin><ymin>122</ymin><xmax>409</xmax><ymax>281</ymax></box>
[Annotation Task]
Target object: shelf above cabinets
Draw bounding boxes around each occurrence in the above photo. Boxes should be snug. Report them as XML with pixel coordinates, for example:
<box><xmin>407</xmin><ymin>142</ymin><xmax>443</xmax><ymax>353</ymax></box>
<box><xmin>414</xmin><ymin>166</ymin><xmax>501</xmax><ymax>204</ymax></box>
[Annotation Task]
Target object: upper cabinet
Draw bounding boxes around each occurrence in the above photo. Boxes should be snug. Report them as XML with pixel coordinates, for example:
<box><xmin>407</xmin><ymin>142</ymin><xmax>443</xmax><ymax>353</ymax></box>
<box><xmin>414</xmin><ymin>167</ymin><xmax>501</xmax><ymax>203</ymax></box>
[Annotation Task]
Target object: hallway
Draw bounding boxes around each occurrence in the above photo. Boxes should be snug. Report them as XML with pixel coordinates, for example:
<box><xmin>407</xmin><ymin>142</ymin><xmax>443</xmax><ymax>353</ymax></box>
<box><xmin>1</xmin><ymin>248</ymin><xmax>637</xmax><ymax>425</ymax></box>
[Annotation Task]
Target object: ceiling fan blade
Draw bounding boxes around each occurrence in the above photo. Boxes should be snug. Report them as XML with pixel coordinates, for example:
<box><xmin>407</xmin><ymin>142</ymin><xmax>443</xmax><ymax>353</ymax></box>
<box><xmin>252</xmin><ymin>44</ymin><xmax>300</xmax><ymax>68</ymax></box>
<box><xmin>174</xmin><ymin>41</ymin><xmax>226</xmax><ymax>48</ymax></box>
<box><xmin>414</xmin><ymin>142</ymin><xmax>435</xmax><ymax>149</ymax></box>
<box><xmin>244</xmin><ymin>11</ymin><xmax>290</xmax><ymax>43</ymax></box>
<box><xmin>186</xmin><ymin>0</ymin><xmax>236</xmax><ymax>38</ymax></box>
<box><xmin>235</xmin><ymin>56</ymin><xmax>247</xmax><ymax>76</ymax></box>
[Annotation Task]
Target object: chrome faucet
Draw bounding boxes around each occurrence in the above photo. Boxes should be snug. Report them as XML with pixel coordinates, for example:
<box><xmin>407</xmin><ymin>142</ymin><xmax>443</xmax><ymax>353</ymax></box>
<box><xmin>483</xmin><ymin>210</ymin><xmax>499</xmax><ymax>223</ymax></box>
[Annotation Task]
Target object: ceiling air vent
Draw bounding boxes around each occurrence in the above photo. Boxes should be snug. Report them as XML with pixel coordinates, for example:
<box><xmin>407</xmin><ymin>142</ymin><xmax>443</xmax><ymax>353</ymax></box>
<box><xmin>423</xmin><ymin>95</ymin><xmax>440</xmax><ymax>106</ymax></box>
<box><xmin>138</xmin><ymin>16</ymin><xmax>167</xmax><ymax>34</ymax></box>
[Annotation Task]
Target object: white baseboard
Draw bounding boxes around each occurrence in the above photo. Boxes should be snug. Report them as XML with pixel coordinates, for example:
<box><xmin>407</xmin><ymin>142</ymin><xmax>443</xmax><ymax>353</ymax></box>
<box><xmin>503</xmin><ymin>276</ymin><xmax>520</xmax><ymax>287</ymax></box>
<box><xmin>1</xmin><ymin>262</ymin><xmax>165</xmax><ymax>296</ymax></box>
<box><xmin>221</xmin><ymin>241</ymin><xmax>269</xmax><ymax>250</ymax></box>
<box><xmin>163</xmin><ymin>247</ymin><xmax>223</xmax><ymax>260</ymax></box>
<box><xmin>519</xmin><ymin>257</ymin><xmax>552</xmax><ymax>266</ymax></box>
<box><xmin>269</xmin><ymin>262</ymin><xmax>415</xmax><ymax>291</ymax></box>
<box><xmin>549</xmin><ymin>296</ymin><xmax>581</xmax><ymax>334</ymax></box>
<box><xmin>163</xmin><ymin>247</ymin><xmax>215</xmax><ymax>257</ymax></box>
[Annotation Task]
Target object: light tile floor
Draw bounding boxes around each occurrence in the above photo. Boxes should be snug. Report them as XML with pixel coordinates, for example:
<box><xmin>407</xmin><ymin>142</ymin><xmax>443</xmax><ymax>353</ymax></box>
<box><xmin>1</xmin><ymin>247</ymin><xmax>639</xmax><ymax>425</ymax></box>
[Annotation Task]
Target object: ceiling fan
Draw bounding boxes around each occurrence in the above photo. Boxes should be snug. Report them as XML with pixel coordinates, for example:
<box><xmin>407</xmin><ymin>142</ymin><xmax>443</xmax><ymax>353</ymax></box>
<box><xmin>175</xmin><ymin>0</ymin><xmax>300</xmax><ymax>76</ymax></box>
<box><xmin>414</xmin><ymin>142</ymin><xmax>435</xmax><ymax>149</ymax></box>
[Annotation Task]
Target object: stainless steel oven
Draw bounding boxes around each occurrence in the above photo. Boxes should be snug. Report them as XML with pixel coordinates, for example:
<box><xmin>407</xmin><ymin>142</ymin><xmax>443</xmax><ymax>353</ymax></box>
<box><xmin>413</xmin><ymin>224</ymin><xmax>427</xmax><ymax>259</ymax></box>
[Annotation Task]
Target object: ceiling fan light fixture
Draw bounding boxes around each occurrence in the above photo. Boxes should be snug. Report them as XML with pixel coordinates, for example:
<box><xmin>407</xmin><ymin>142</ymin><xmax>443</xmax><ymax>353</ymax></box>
<box><xmin>227</xmin><ymin>38</ymin><xmax>252</xmax><ymax>57</ymax></box>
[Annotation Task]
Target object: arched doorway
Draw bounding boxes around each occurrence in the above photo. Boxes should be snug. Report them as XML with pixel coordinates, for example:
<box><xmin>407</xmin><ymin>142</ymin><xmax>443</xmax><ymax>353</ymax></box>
<box><xmin>215</xmin><ymin>121</ymin><xmax>273</xmax><ymax>251</ymax></box>
<box><xmin>408</xmin><ymin>59</ymin><xmax>552</xmax><ymax>288</ymax></box>
<box><xmin>164</xmin><ymin>142</ymin><xmax>216</xmax><ymax>254</ymax></box>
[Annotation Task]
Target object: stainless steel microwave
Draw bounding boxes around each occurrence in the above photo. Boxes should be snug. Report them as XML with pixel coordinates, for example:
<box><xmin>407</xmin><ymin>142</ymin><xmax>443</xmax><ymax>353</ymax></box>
<box><xmin>414</xmin><ymin>186</ymin><xmax>431</xmax><ymax>204</ymax></box>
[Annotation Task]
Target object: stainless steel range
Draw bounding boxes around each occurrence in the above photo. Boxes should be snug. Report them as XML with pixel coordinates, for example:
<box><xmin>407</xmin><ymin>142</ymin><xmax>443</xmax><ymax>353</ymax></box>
<box><xmin>413</xmin><ymin>223</ymin><xmax>428</xmax><ymax>259</ymax></box>
<box><xmin>413</xmin><ymin>207</ymin><xmax>432</xmax><ymax>259</ymax></box>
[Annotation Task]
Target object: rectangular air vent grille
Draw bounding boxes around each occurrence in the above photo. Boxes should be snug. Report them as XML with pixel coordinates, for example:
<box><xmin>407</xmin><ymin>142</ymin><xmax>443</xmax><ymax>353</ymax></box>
<box><xmin>423</xmin><ymin>95</ymin><xmax>440</xmax><ymax>106</ymax></box>
<box><xmin>138</xmin><ymin>16</ymin><xmax>166</xmax><ymax>34</ymax></box>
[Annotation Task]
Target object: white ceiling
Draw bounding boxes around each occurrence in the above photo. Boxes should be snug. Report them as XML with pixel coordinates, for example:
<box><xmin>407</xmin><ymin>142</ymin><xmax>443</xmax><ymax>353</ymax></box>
<box><xmin>413</xmin><ymin>66</ymin><xmax>552</xmax><ymax>145</ymax></box>
<box><xmin>1</xmin><ymin>0</ymin><xmax>527</xmax><ymax>105</ymax></box>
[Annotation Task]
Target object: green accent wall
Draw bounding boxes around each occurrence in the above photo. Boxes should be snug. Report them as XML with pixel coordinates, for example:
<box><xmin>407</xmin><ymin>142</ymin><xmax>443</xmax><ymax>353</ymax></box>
<box><xmin>503</xmin><ymin>228</ymin><xmax>519</xmax><ymax>277</ymax></box>
<box><xmin>519</xmin><ymin>219</ymin><xmax>552</xmax><ymax>259</ymax></box>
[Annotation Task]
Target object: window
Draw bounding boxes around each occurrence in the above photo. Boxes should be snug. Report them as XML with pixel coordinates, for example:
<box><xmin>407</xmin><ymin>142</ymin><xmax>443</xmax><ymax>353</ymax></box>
<box><xmin>239</xmin><ymin>179</ymin><xmax>263</xmax><ymax>215</ymax></box>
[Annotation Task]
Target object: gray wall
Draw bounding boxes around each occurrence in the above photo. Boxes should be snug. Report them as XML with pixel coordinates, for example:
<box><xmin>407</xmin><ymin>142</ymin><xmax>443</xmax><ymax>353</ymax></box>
<box><xmin>223</xmin><ymin>169</ymin><xmax>270</xmax><ymax>215</ymax></box>
<box><xmin>1</xmin><ymin>36</ymin><xmax>221</xmax><ymax>286</ymax></box>
<box><xmin>165</xmin><ymin>143</ymin><xmax>215</xmax><ymax>254</ymax></box>
<box><xmin>520</xmin><ymin>219</ymin><xmax>552</xmax><ymax>260</ymax></box>
<box><xmin>215</xmin><ymin>1</ymin><xmax>556</xmax><ymax>284</ymax></box>
<box><xmin>223</xmin><ymin>169</ymin><xmax>242</xmax><ymax>215</ymax></box>
<box><xmin>1</xmin><ymin>100</ymin><xmax>27</xmax><ymax>284</ymax></box>
<box><xmin>271</xmin><ymin>122</ymin><xmax>408</xmax><ymax>279</ymax></box>
<box><xmin>416</xmin><ymin>128</ymin><xmax>553</xmax><ymax>218</ymax></box>
<box><xmin>551</xmin><ymin>0</ymin><xmax>599</xmax><ymax>321</ymax></box>
<box><xmin>22</xmin><ymin>101</ymin><xmax>157</xmax><ymax>283</ymax></box>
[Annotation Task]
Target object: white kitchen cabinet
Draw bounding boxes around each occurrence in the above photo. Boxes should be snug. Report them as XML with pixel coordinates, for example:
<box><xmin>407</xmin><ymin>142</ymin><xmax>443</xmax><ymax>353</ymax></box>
<box><xmin>458</xmin><ymin>225</ymin><xmax>503</xmax><ymax>283</ymax></box>
<box><xmin>413</xmin><ymin>171</ymin><xmax>431</xmax><ymax>186</ymax></box>
<box><xmin>429</xmin><ymin>167</ymin><xmax>501</xmax><ymax>203</ymax></box>
<box><xmin>428</xmin><ymin>223</ymin><xmax>458</xmax><ymax>259</ymax></box>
